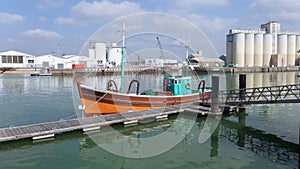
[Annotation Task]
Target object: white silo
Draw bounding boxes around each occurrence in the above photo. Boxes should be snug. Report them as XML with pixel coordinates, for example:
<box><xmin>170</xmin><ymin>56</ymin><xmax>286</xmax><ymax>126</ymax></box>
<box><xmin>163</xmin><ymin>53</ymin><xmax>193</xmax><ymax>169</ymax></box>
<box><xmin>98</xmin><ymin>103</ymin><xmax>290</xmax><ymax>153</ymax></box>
<box><xmin>226</xmin><ymin>34</ymin><xmax>233</xmax><ymax>65</ymax></box>
<box><xmin>287</xmin><ymin>34</ymin><xmax>296</xmax><ymax>66</ymax></box>
<box><xmin>254</xmin><ymin>33</ymin><xmax>263</xmax><ymax>67</ymax></box>
<box><xmin>107</xmin><ymin>44</ymin><xmax>122</xmax><ymax>67</ymax></box>
<box><xmin>296</xmin><ymin>35</ymin><xmax>300</xmax><ymax>52</ymax></box>
<box><xmin>233</xmin><ymin>33</ymin><xmax>245</xmax><ymax>67</ymax></box>
<box><xmin>245</xmin><ymin>33</ymin><xmax>254</xmax><ymax>67</ymax></box>
<box><xmin>277</xmin><ymin>34</ymin><xmax>288</xmax><ymax>67</ymax></box>
<box><xmin>263</xmin><ymin>34</ymin><xmax>272</xmax><ymax>67</ymax></box>
<box><xmin>95</xmin><ymin>42</ymin><xmax>107</xmax><ymax>67</ymax></box>
<box><xmin>296</xmin><ymin>35</ymin><xmax>300</xmax><ymax>63</ymax></box>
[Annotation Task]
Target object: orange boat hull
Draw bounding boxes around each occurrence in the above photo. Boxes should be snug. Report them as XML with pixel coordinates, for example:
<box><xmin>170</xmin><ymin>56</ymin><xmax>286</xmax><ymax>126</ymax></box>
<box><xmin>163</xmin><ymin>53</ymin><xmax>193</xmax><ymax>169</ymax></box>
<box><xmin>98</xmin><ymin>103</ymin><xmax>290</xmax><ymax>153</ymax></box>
<box><xmin>77</xmin><ymin>83</ymin><xmax>210</xmax><ymax>116</ymax></box>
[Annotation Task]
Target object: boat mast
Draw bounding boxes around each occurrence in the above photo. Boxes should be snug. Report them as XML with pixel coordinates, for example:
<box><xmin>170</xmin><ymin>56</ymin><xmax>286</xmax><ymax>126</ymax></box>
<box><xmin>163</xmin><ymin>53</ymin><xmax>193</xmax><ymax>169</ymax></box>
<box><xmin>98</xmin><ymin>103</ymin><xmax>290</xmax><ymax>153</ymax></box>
<box><xmin>120</xmin><ymin>22</ymin><xmax>125</xmax><ymax>93</ymax></box>
<box><xmin>185</xmin><ymin>43</ymin><xmax>189</xmax><ymax>77</ymax></box>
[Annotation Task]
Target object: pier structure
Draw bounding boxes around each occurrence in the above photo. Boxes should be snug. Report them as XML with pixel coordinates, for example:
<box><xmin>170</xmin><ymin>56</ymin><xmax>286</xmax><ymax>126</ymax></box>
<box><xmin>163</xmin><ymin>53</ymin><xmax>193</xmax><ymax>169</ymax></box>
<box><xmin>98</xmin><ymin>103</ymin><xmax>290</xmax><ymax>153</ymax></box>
<box><xmin>0</xmin><ymin>104</ymin><xmax>212</xmax><ymax>143</ymax></box>
<box><xmin>220</xmin><ymin>74</ymin><xmax>300</xmax><ymax>106</ymax></box>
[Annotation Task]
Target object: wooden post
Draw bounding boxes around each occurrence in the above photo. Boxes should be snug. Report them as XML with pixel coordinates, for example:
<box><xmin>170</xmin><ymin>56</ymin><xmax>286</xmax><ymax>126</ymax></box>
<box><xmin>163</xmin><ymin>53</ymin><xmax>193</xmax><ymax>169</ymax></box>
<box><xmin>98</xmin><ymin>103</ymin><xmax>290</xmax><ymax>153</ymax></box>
<box><xmin>239</xmin><ymin>74</ymin><xmax>246</xmax><ymax>100</ymax></box>
<box><xmin>239</xmin><ymin>74</ymin><xmax>246</xmax><ymax>110</ymax></box>
<box><xmin>211</xmin><ymin>76</ymin><xmax>220</xmax><ymax>114</ymax></box>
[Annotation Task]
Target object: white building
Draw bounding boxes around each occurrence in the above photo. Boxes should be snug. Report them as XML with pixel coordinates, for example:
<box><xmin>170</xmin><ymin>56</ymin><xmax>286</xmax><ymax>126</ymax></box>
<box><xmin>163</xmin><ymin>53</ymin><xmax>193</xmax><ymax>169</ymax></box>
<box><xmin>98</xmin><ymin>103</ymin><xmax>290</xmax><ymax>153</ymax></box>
<box><xmin>189</xmin><ymin>51</ymin><xmax>224</xmax><ymax>67</ymax></box>
<box><xmin>0</xmin><ymin>50</ymin><xmax>35</xmax><ymax>68</ymax></box>
<box><xmin>34</xmin><ymin>54</ymin><xmax>88</xmax><ymax>69</ymax></box>
<box><xmin>144</xmin><ymin>58</ymin><xmax>179</xmax><ymax>67</ymax></box>
<box><xmin>0</xmin><ymin>50</ymin><xmax>89</xmax><ymax>69</ymax></box>
<box><xmin>226</xmin><ymin>21</ymin><xmax>300</xmax><ymax>67</ymax></box>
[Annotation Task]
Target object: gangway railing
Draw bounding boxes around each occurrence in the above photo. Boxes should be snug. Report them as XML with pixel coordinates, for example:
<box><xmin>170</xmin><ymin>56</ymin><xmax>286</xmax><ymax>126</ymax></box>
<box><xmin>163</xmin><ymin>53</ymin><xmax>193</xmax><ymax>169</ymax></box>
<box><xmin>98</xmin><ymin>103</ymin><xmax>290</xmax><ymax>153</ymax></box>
<box><xmin>219</xmin><ymin>84</ymin><xmax>300</xmax><ymax>105</ymax></box>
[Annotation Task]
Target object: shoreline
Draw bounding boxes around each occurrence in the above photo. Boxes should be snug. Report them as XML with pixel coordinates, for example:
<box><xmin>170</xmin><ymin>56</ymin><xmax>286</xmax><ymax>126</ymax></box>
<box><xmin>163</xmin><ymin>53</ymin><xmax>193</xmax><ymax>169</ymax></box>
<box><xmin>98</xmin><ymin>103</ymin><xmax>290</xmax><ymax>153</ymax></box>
<box><xmin>1</xmin><ymin>66</ymin><xmax>299</xmax><ymax>75</ymax></box>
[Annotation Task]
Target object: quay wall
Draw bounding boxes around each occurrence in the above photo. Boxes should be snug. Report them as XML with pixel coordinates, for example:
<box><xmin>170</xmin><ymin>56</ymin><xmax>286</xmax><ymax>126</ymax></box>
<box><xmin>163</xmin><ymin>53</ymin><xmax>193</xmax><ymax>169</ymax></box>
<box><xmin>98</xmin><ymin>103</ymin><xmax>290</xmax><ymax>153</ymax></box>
<box><xmin>1</xmin><ymin>66</ymin><xmax>299</xmax><ymax>75</ymax></box>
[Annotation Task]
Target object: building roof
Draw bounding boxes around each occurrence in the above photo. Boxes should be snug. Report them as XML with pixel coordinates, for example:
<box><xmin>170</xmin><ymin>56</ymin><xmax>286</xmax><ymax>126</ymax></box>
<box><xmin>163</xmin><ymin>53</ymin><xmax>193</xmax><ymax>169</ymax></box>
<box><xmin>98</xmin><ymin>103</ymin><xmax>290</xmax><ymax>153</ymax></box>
<box><xmin>0</xmin><ymin>50</ymin><xmax>35</xmax><ymax>57</ymax></box>
<box><xmin>190</xmin><ymin>57</ymin><xmax>224</xmax><ymax>63</ymax></box>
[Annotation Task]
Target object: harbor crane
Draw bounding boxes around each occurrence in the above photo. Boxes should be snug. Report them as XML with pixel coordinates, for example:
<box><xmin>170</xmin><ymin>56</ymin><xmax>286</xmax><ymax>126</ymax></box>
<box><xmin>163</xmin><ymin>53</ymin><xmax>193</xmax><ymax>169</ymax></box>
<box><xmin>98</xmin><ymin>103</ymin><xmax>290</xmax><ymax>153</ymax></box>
<box><xmin>156</xmin><ymin>37</ymin><xmax>165</xmax><ymax>59</ymax></box>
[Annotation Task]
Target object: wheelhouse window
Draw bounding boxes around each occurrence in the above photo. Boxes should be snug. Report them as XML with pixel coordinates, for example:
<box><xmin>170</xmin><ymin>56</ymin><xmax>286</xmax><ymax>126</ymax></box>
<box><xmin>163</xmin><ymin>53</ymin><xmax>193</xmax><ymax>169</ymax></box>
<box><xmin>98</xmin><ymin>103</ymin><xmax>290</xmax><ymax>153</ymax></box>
<box><xmin>28</xmin><ymin>60</ymin><xmax>34</xmax><ymax>63</ymax></box>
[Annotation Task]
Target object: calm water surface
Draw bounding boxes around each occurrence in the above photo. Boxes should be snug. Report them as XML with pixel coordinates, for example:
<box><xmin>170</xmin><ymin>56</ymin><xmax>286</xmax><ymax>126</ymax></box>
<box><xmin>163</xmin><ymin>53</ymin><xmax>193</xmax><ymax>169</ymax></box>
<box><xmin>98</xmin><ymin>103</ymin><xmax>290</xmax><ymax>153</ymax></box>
<box><xmin>0</xmin><ymin>72</ymin><xmax>299</xmax><ymax>169</ymax></box>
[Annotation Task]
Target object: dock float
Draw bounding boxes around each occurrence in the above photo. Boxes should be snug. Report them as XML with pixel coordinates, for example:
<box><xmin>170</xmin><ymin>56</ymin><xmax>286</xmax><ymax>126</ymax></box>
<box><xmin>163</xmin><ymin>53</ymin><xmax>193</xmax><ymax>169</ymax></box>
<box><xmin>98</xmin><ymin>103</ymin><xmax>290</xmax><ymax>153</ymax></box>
<box><xmin>0</xmin><ymin>104</ymin><xmax>213</xmax><ymax>143</ymax></box>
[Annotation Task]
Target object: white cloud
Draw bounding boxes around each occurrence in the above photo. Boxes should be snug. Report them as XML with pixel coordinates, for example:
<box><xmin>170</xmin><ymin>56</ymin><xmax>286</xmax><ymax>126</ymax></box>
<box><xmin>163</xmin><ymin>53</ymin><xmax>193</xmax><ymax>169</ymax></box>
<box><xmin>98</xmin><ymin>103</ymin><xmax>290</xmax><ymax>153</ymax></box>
<box><xmin>251</xmin><ymin>0</ymin><xmax>300</xmax><ymax>22</ymax></box>
<box><xmin>55</xmin><ymin>0</ymin><xmax>144</xmax><ymax>26</ymax></box>
<box><xmin>170</xmin><ymin>0</ymin><xmax>230</xmax><ymax>11</ymax></box>
<box><xmin>22</xmin><ymin>29</ymin><xmax>63</xmax><ymax>39</ymax></box>
<box><xmin>37</xmin><ymin>0</ymin><xmax>65</xmax><ymax>10</ymax></box>
<box><xmin>0</xmin><ymin>12</ymin><xmax>25</xmax><ymax>24</ymax></box>
<box><xmin>251</xmin><ymin>0</ymin><xmax>300</xmax><ymax>10</ymax></box>
<box><xmin>188</xmin><ymin>13</ymin><xmax>238</xmax><ymax>31</ymax></box>
<box><xmin>39</xmin><ymin>17</ymin><xmax>47</xmax><ymax>22</ymax></box>
<box><xmin>71</xmin><ymin>0</ymin><xmax>143</xmax><ymax>19</ymax></box>
<box><xmin>54</xmin><ymin>17</ymin><xmax>78</xmax><ymax>25</ymax></box>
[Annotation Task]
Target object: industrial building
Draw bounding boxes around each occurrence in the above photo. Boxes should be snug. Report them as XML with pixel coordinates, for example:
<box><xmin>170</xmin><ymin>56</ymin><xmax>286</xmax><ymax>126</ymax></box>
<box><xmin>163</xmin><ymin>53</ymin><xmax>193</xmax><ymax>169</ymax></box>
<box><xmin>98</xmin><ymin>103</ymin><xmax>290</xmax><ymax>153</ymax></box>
<box><xmin>0</xmin><ymin>50</ymin><xmax>88</xmax><ymax>69</ymax></box>
<box><xmin>34</xmin><ymin>54</ymin><xmax>87</xmax><ymax>69</ymax></box>
<box><xmin>226</xmin><ymin>21</ymin><xmax>300</xmax><ymax>67</ymax></box>
<box><xmin>189</xmin><ymin>51</ymin><xmax>224</xmax><ymax>68</ymax></box>
<box><xmin>87</xmin><ymin>42</ymin><xmax>122</xmax><ymax>68</ymax></box>
<box><xmin>0</xmin><ymin>50</ymin><xmax>35</xmax><ymax>68</ymax></box>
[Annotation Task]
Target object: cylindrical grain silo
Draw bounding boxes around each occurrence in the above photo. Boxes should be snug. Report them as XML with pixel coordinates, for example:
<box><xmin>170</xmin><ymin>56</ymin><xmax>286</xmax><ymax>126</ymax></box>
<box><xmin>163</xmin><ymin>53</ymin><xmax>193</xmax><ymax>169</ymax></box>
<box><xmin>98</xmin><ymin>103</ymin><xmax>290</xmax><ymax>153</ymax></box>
<box><xmin>296</xmin><ymin>35</ymin><xmax>300</xmax><ymax>65</ymax></box>
<box><xmin>263</xmin><ymin>34</ymin><xmax>272</xmax><ymax>67</ymax></box>
<box><xmin>226</xmin><ymin>34</ymin><xmax>233</xmax><ymax>65</ymax></box>
<box><xmin>254</xmin><ymin>33</ymin><xmax>263</xmax><ymax>67</ymax></box>
<box><xmin>245</xmin><ymin>33</ymin><xmax>254</xmax><ymax>67</ymax></box>
<box><xmin>296</xmin><ymin>35</ymin><xmax>300</xmax><ymax>52</ymax></box>
<box><xmin>233</xmin><ymin>33</ymin><xmax>245</xmax><ymax>67</ymax></box>
<box><xmin>277</xmin><ymin>34</ymin><xmax>288</xmax><ymax>67</ymax></box>
<box><xmin>95</xmin><ymin>42</ymin><xmax>107</xmax><ymax>66</ymax></box>
<box><xmin>287</xmin><ymin>34</ymin><xmax>296</xmax><ymax>66</ymax></box>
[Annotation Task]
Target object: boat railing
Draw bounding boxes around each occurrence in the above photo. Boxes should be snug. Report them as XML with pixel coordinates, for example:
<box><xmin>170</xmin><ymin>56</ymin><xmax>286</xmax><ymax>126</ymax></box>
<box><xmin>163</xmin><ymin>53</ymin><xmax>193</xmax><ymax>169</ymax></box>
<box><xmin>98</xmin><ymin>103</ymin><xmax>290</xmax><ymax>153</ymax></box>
<box><xmin>127</xmin><ymin>79</ymin><xmax>140</xmax><ymax>95</ymax></box>
<box><xmin>107</xmin><ymin>80</ymin><xmax>118</xmax><ymax>92</ymax></box>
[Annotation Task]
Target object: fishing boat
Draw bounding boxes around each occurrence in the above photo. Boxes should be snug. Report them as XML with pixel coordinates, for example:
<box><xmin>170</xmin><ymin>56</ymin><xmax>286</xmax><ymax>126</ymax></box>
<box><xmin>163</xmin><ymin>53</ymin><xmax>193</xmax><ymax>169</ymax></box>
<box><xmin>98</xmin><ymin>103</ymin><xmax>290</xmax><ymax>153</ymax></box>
<box><xmin>77</xmin><ymin>23</ymin><xmax>211</xmax><ymax>116</ymax></box>
<box><xmin>77</xmin><ymin>76</ymin><xmax>211</xmax><ymax>116</ymax></box>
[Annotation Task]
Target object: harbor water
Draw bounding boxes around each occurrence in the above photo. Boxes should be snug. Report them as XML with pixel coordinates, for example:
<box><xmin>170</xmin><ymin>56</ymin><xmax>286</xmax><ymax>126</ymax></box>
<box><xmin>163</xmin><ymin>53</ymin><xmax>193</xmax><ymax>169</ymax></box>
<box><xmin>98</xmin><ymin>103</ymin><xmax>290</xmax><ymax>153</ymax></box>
<box><xmin>0</xmin><ymin>72</ymin><xmax>299</xmax><ymax>169</ymax></box>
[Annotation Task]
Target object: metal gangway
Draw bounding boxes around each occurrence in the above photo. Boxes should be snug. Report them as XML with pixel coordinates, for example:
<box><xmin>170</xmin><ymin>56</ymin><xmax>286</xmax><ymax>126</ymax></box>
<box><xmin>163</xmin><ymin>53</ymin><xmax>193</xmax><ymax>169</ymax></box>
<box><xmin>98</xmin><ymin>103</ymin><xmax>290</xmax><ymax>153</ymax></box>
<box><xmin>219</xmin><ymin>84</ymin><xmax>300</xmax><ymax>105</ymax></box>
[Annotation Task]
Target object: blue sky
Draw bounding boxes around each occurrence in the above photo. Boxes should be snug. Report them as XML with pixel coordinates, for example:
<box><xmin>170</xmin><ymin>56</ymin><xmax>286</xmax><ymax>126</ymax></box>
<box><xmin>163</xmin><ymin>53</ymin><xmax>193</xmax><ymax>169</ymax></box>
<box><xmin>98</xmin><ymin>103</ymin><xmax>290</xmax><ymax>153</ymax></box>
<box><xmin>1</xmin><ymin>0</ymin><xmax>300</xmax><ymax>56</ymax></box>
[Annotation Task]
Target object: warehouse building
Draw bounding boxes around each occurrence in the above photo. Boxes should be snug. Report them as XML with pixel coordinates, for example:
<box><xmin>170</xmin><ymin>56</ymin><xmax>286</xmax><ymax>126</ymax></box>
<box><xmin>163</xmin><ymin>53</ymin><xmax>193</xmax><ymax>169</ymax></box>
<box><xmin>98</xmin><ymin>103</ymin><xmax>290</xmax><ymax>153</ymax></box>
<box><xmin>0</xmin><ymin>50</ymin><xmax>88</xmax><ymax>69</ymax></box>
<box><xmin>226</xmin><ymin>21</ymin><xmax>300</xmax><ymax>67</ymax></box>
<box><xmin>0</xmin><ymin>50</ymin><xmax>35</xmax><ymax>68</ymax></box>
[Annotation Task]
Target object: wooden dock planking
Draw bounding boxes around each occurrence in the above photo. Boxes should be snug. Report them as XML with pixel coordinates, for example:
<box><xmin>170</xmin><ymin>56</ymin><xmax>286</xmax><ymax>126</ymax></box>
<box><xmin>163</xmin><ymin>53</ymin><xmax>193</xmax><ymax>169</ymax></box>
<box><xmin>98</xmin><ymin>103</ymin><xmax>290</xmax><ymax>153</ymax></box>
<box><xmin>0</xmin><ymin>104</ymin><xmax>211</xmax><ymax>143</ymax></box>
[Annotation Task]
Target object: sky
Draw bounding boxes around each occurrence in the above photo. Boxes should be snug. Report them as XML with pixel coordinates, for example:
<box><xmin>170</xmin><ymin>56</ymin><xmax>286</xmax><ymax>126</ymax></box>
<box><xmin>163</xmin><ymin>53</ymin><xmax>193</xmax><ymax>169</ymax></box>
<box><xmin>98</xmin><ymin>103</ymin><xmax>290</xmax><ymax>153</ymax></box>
<box><xmin>1</xmin><ymin>0</ymin><xmax>300</xmax><ymax>57</ymax></box>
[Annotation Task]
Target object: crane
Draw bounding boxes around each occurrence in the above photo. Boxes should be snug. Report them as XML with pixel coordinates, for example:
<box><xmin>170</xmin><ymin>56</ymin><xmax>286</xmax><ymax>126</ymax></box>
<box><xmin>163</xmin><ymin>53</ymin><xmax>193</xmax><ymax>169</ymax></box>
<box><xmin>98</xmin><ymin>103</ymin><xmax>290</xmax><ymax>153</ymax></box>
<box><xmin>156</xmin><ymin>37</ymin><xmax>165</xmax><ymax>59</ymax></box>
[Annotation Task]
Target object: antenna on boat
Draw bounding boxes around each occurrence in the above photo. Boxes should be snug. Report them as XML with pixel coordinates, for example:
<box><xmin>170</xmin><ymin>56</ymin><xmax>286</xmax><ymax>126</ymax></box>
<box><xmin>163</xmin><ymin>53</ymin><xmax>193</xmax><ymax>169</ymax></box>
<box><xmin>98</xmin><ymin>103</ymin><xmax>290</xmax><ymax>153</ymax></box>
<box><xmin>120</xmin><ymin>21</ymin><xmax>125</xmax><ymax>93</ymax></box>
<box><xmin>184</xmin><ymin>40</ymin><xmax>189</xmax><ymax>77</ymax></box>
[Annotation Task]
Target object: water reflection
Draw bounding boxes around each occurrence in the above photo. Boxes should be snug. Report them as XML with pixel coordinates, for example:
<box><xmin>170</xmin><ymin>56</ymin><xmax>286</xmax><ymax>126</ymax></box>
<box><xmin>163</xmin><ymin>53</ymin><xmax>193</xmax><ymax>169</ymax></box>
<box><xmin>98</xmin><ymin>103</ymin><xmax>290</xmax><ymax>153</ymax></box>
<box><xmin>221</xmin><ymin>113</ymin><xmax>299</xmax><ymax>167</ymax></box>
<box><xmin>225</xmin><ymin>72</ymin><xmax>299</xmax><ymax>89</ymax></box>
